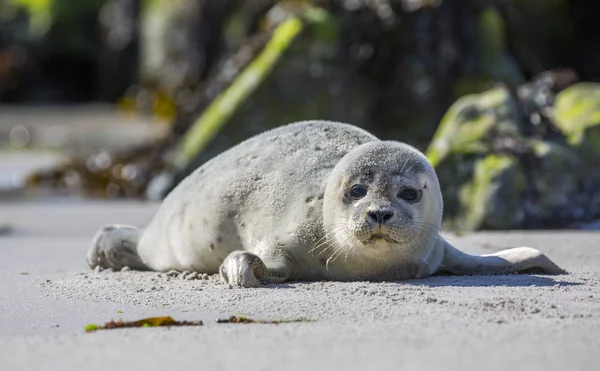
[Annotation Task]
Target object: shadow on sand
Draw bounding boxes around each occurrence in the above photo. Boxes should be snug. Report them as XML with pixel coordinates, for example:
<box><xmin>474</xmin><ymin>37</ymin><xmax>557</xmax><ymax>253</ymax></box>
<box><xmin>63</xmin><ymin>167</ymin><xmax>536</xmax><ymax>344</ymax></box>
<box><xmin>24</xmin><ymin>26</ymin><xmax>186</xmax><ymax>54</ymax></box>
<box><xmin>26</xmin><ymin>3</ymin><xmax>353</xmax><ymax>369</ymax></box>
<box><xmin>402</xmin><ymin>273</ymin><xmax>582</xmax><ymax>288</ymax></box>
<box><xmin>267</xmin><ymin>273</ymin><xmax>582</xmax><ymax>289</ymax></box>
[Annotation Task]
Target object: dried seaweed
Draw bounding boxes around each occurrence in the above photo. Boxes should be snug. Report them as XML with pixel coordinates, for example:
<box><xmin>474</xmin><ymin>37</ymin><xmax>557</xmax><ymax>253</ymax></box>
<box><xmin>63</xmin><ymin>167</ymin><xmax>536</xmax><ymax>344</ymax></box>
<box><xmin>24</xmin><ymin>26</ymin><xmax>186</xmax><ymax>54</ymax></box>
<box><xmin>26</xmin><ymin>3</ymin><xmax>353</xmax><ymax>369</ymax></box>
<box><xmin>84</xmin><ymin>316</ymin><xmax>203</xmax><ymax>332</ymax></box>
<box><xmin>215</xmin><ymin>316</ymin><xmax>314</xmax><ymax>324</ymax></box>
<box><xmin>84</xmin><ymin>315</ymin><xmax>314</xmax><ymax>332</ymax></box>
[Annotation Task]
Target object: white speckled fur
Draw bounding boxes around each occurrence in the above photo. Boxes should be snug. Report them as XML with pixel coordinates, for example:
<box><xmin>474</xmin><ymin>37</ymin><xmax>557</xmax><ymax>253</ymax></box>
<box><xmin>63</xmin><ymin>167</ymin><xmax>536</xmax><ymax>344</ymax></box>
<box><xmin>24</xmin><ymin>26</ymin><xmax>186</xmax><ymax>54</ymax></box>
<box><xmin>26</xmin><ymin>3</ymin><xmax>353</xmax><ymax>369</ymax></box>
<box><xmin>87</xmin><ymin>120</ymin><xmax>565</xmax><ymax>287</ymax></box>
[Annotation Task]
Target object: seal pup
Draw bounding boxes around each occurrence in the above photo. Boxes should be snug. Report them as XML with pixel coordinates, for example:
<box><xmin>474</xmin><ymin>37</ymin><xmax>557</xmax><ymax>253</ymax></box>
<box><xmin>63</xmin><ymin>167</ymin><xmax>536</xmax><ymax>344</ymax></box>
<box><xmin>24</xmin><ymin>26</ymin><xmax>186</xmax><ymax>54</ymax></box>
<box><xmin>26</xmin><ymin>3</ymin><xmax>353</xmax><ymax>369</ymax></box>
<box><xmin>87</xmin><ymin>120</ymin><xmax>564</xmax><ymax>287</ymax></box>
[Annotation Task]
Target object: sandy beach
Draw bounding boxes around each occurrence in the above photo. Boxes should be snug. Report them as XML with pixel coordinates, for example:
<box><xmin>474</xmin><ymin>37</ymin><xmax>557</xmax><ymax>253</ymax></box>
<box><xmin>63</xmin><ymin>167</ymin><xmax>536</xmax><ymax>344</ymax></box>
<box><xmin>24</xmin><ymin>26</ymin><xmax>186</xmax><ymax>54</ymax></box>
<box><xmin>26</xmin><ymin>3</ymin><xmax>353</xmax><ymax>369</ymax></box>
<box><xmin>0</xmin><ymin>201</ymin><xmax>598</xmax><ymax>370</ymax></box>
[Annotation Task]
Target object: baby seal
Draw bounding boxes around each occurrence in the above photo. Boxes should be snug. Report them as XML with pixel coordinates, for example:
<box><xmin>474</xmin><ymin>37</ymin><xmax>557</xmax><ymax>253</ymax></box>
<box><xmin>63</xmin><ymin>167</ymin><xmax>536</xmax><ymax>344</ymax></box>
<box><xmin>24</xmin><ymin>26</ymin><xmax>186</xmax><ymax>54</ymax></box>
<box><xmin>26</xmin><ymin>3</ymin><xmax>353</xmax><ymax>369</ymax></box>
<box><xmin>87</xmin><ymin>120</ymin><xmax>564</xmax><ymax>287</ymax></box>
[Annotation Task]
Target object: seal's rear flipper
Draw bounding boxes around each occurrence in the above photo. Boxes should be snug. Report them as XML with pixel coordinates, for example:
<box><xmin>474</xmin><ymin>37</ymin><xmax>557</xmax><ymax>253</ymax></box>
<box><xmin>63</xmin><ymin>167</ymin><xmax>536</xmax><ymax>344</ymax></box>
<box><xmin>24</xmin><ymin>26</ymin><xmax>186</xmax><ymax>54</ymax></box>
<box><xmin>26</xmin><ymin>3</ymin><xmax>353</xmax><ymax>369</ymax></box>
<box><xmin>87</xmin><ymin>225</ymin><xmax>149</xmax><ymax>271</ymax></box>
<box><xmin>437</xmin><ymin>240</ymin><xmax>566</xmax><ymax>276</ymax></box>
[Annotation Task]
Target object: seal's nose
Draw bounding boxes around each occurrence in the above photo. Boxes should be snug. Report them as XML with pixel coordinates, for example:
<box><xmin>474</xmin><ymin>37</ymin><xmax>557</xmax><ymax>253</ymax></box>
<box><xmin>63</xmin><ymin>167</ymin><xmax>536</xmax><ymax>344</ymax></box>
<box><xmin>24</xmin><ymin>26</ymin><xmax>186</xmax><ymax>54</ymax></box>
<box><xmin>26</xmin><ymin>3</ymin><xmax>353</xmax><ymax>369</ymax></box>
<box><xmin>367</xmin><ymin>210</ymin><xmax>394</xmax><ymax>224</ymax></box>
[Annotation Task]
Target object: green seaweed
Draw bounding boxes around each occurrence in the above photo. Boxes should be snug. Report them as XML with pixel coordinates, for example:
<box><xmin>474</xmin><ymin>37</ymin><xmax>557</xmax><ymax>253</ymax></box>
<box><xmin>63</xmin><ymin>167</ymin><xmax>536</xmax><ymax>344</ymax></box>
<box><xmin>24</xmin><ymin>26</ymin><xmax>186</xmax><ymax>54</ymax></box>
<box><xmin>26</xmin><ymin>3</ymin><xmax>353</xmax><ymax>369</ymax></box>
<box><xmin>175</xmin><ymin>16</ymin><xmax>304</xmax><ymax>169</ymax></box>
<box><xmin>84</xmin><ymin>324</ymin><xmax>99</xmax><ymax>332</ymax></box>
<box><xmin>84</xmin><ymin>316</ymin><xmax>202</xmax><ymax>332</ymax></box>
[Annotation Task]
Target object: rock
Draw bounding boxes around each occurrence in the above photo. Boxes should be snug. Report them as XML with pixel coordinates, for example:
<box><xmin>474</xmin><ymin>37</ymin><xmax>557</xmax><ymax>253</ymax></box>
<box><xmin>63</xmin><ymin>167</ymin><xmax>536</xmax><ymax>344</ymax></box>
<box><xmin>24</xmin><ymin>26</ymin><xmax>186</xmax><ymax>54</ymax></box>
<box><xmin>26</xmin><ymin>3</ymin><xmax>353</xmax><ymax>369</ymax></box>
<box><xmin>458</xmin><ymin>154</ymin><xmax>526</xmax><ymax>230</ymax></box>
<box><xmin>554</xmin><ymin>83</ymin><xmax>600</xmax><ymax>156</ymax></box>
<box><xmin>427</xmin><ymin>80</ymin><xmax>599</xmax><ymax>230</ymax></box>
<box><xmin>427</xmin><ymin>87</ymin><xmax>524</xmax><ymax>168</ymax></box>
<box><xmin>427</xmin><ymin>86</ymin><xmax>528</xmax><ymax>229</ymax></box>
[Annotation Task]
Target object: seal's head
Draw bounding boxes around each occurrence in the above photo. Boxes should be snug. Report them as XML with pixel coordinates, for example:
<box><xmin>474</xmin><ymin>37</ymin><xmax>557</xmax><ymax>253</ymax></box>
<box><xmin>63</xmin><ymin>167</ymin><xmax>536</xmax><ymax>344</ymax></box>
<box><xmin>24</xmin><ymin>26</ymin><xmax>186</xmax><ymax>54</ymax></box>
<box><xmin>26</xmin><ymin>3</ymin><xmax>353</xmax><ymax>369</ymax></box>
<box><xmin>322</xmin><ymin>141</ymin><xmax>443</xmax><ymax>260</ymax></box>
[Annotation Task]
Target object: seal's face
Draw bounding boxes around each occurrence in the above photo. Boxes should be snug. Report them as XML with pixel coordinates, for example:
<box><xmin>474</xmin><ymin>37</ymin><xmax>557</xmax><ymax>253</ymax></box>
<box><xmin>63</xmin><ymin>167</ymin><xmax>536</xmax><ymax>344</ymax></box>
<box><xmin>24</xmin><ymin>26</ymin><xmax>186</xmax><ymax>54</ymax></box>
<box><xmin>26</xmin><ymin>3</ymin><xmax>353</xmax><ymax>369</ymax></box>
<box><xmin>343</xmin><ymin>169</ymin><xmax>427</xmax><ymax>246</ymax></box>
<box><xmin>322</xmin><ymin>141</ymin><xmax>443</xmax><ymax>262</ymax></box>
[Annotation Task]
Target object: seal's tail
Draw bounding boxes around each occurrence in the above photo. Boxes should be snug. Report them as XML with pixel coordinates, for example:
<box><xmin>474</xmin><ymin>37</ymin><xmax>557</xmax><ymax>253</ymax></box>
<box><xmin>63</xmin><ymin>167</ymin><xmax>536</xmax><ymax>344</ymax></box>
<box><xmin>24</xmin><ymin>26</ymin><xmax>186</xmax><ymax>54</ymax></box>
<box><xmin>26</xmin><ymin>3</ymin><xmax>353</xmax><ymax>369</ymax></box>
<box><xmin>86</xmin><ymin>225</ymin><xmax>149</xmax><ymax>271</ymax></box>
<box><xmin>438</xmin><ymin>241</ymin><xmax>566</xmax><ymax>276</ymax></box>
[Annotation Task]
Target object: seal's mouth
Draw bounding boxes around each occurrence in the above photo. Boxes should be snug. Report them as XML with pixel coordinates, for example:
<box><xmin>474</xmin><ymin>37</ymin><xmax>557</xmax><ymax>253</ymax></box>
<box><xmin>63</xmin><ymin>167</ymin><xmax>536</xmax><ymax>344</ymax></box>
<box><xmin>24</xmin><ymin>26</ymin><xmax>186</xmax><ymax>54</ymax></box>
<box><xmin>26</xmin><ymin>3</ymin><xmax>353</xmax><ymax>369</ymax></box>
<box><xmin>365</xmin><ymin>233</ymin><xmax>397</xmax><ymax>244</ymax></box>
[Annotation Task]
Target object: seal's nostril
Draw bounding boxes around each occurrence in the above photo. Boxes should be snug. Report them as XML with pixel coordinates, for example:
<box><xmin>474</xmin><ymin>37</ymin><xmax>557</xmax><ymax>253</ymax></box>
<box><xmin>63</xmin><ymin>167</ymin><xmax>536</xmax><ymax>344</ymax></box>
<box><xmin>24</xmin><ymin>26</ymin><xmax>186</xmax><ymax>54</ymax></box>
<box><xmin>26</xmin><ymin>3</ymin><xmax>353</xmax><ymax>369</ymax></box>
<box><xmin>367</xmin><ymin>212</ymin><xmax>379</xmax><ymax>223</ymax></box>
<box><xmin>367</xmin><ymin>211</ymin><xmax>394</xmax><ymax>224</ymax></box>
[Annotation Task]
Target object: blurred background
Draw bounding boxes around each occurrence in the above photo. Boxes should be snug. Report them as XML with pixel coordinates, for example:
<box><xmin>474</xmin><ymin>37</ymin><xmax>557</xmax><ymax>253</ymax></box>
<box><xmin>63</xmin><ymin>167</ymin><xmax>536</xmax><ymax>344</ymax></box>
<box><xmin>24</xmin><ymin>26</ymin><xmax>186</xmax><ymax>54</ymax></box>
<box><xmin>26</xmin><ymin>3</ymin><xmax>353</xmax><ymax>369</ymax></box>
<box><xmin>1</xmin><ymin>0</ymin><xmax>600</xmax><ymax>231</ymax></box>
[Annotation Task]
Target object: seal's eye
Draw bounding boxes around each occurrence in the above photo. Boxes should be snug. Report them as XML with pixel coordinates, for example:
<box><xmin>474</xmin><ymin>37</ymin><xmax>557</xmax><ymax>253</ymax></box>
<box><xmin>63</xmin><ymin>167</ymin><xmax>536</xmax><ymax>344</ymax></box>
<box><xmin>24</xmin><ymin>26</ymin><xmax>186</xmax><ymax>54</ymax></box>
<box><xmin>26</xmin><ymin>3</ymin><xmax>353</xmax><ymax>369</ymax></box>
<box><xmin>398</xmin><ymin>187</ymin><xmax>421</xmax><ymax>203</ymax></box>
<box><xmin>350</xmin><ymin>185</ymin><xmax>367</xmax><ymax>200</ymax></box>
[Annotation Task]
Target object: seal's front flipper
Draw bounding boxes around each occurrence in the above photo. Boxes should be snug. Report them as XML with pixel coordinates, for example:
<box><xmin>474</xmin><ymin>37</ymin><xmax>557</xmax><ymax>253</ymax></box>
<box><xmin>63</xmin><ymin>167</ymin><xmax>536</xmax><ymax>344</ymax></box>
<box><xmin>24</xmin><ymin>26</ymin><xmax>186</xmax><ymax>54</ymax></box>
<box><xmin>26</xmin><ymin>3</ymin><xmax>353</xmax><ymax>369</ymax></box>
<box><xmin>87</xmin><ymin>224</ymin><xmax>148</xmax><ymax>271</ymax></box>
<box><xmin>437</xmin><ymin>240</ymin><xmax>566</xmax><ymax>276</ymax></box>
<box><xmin>219</xmin><ymin>250</ymin><xmax>293</xmax><ymax>288</ymax></box>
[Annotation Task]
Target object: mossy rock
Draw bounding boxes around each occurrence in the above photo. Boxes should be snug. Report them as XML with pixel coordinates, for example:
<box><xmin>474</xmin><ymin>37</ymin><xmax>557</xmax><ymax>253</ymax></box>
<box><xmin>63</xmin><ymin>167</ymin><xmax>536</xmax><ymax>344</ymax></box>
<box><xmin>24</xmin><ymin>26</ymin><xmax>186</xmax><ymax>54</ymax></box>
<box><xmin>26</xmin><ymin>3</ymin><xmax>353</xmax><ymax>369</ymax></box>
<box><xmin>455</xmin><ymin>154</ymin><xmax>526</xmax><ymax>230</ymax></box>
<box><xmin>438</xmin><ymin>139</ymin><xmax>582</xmax><ymax>230</ymax></box>
<box><xmin>435</xmin><ymin>152</ymin><xmax>480</xmax><ymax>226</ymax></box>
<box><xmin>526</xmin><ymin>140</ymin><xmax>580</xmax><ymax>223</ymax></box>
<box><xmin>554</xmin><ymin>82</ymin><xmax>600</xmax><ymax>157</ymax></box>
<box><xmin>428</xmin><ymin>87</ymin><xmax>527</xmax><ymax>229</ymax></box>
<box><xmin>427</xmin><ymin>86</ymin><xmax>523</xmax><ymax>167</ymax></box>
<box><xmin>429</xmin><ymin>83</ymin><xmax>594</xmax><ymax>230</ymax></box>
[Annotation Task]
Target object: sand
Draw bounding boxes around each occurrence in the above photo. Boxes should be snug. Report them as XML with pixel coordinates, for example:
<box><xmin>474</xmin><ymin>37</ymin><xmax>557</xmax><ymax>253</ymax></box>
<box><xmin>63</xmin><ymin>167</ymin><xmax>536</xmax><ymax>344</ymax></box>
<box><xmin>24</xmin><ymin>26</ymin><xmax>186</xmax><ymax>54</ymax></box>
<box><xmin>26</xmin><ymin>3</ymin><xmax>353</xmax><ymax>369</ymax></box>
<box><xmin>1</xmin><ymin>201</ymin><xmax>599</xmax><ymax>371</ymax></box>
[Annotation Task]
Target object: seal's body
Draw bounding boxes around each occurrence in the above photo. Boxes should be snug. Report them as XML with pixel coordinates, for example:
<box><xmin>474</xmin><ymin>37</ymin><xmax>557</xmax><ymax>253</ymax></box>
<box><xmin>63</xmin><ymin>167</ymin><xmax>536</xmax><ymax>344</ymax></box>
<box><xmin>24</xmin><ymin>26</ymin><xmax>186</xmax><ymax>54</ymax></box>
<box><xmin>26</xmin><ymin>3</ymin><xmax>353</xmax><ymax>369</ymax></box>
<box><xmin>88</xmin><ymin>121</ymin><xmax>564</xmax><ymax>287</ymax></box>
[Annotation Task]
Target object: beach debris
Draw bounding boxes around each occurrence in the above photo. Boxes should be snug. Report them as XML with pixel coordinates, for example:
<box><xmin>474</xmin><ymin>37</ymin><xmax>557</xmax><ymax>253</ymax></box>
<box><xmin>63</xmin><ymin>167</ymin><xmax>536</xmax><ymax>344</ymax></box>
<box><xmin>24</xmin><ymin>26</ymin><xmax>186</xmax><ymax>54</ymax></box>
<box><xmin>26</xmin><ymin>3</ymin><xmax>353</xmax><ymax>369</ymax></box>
<box><xmin>85</xmin><ymin>315</ymin><xmax>314</xmax><ymax>332</ymax></box>
<box><xmin>84</xmin><ymin>316</ymin><xmax>203</xmax><ymax>332</ymax></box>
<box><xmin>215</xmin><ymin>316</ymin><xmax>314</xmax><ymax>324</ymax></box>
